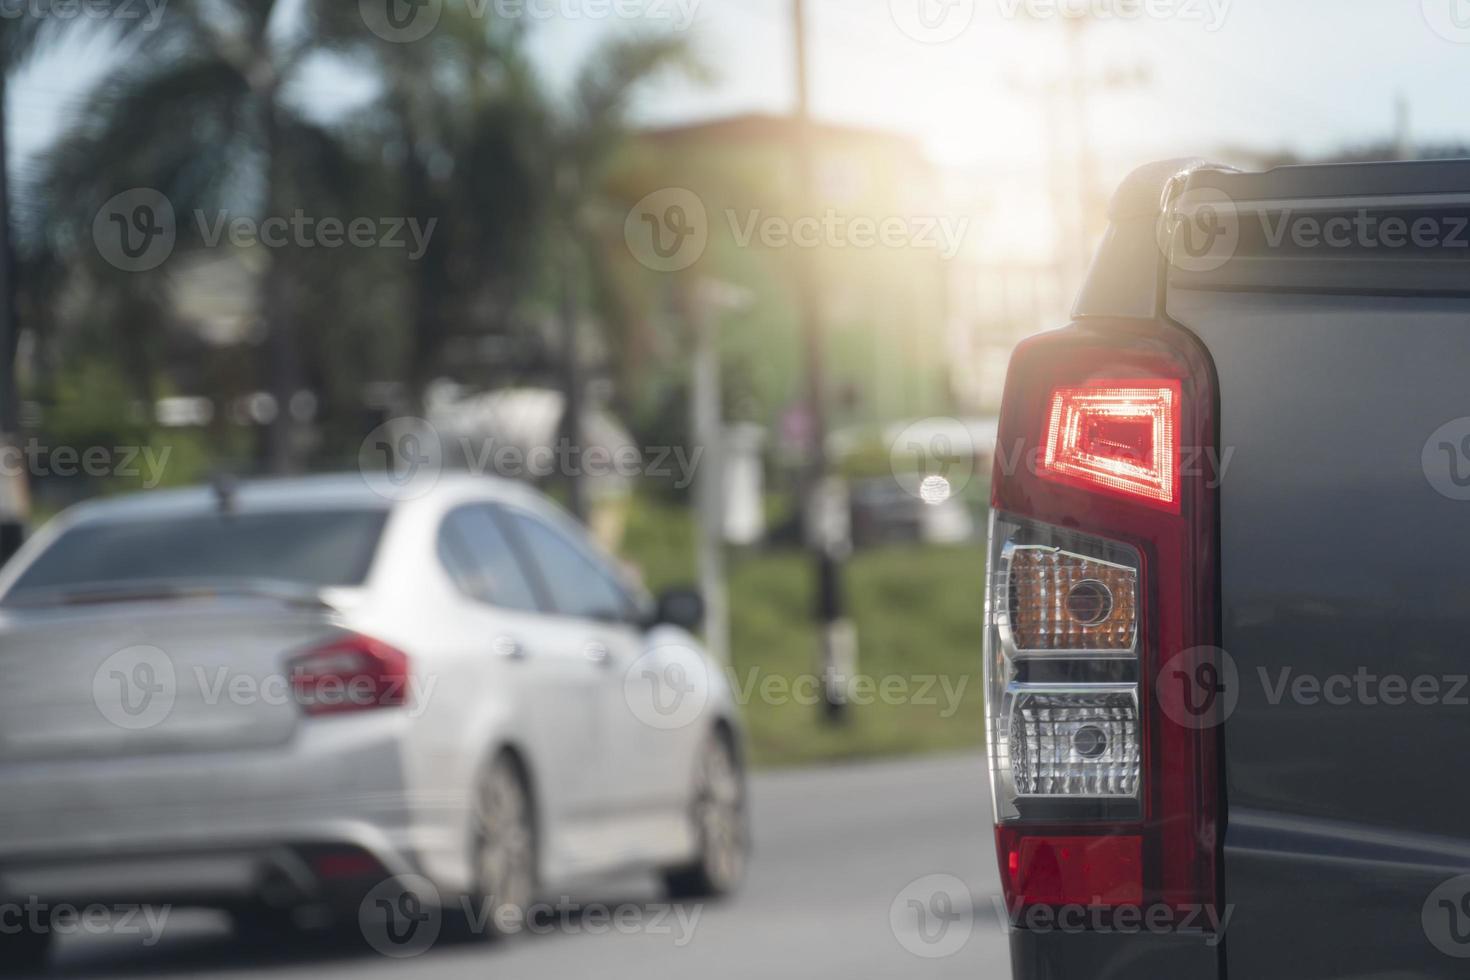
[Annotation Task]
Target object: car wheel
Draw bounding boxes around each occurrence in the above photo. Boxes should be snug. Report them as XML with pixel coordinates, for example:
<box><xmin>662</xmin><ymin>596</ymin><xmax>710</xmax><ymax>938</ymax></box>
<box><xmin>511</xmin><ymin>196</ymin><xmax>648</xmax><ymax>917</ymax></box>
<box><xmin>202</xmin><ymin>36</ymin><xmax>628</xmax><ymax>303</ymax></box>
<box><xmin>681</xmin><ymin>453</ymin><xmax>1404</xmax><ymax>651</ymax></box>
<box><xmin>662</xmin><ymin>731</ymin><xmax>747</xmax><ymax>899</ymax></box>
<box><xmin>0</xmin><ymin>923</ymin><xmax>53</xmax><ymax>975</ymax></box>
<box><xmin>468</xmin><ymin>755</ymin><xmax>536</xmax><ymax>939</ymax></box>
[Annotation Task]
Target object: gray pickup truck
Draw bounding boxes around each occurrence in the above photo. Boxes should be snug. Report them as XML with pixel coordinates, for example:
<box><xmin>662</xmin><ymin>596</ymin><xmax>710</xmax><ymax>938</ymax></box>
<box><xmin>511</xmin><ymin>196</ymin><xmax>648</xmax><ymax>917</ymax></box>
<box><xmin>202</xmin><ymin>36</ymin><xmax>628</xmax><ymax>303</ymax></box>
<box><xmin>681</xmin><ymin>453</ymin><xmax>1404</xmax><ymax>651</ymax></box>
<box><xmin>983</xmin><ymin>157</ymin><xmax>1470</xmax><ymax>979</ymax></box>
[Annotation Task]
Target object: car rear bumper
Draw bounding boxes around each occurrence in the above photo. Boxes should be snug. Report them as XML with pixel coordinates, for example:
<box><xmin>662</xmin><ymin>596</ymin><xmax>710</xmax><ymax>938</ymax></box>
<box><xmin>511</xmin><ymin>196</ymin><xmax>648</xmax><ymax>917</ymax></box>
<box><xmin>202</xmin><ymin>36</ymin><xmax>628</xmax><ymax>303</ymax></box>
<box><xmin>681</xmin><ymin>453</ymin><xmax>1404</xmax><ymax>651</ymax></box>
<box><xmin>0</xmin><ymin>839</ymin><xmax>410</xmax><ymax>914</ymax></box>
<box><xmin>0</xmin><ymin>714</ymin><xmax>455</xmax><ymax>909</ymax></box>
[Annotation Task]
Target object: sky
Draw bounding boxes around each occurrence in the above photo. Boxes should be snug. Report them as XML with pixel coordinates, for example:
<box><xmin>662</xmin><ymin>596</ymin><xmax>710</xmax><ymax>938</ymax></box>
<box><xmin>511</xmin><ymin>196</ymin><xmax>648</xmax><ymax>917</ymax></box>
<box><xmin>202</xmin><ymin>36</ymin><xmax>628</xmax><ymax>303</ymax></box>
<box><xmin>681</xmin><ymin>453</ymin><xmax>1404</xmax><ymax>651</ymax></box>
<box><xmin>17</xmin><ymin>0</ymin><xmax>1470</xmax><ymax>168</ymax></box>
<box><xmin>9</xmin><ymin>1</ymin><xmax>1470</xmax><ymax>193</ymax></box>
<box><xmin>522</xmin><ymin>0</ymin><xmax>1470</xmax><ymax>177</ymax></box>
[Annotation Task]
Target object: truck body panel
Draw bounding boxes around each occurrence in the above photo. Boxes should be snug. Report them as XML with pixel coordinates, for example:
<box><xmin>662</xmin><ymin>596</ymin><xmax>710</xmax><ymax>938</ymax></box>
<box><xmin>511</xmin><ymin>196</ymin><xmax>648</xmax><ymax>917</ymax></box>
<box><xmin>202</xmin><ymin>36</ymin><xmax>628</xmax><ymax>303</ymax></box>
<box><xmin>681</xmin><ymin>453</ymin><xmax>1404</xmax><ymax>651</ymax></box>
<box><xmin>1000</xmin><ymin>157</ymin><xmax>1470</xmax><ymax>978</ymax></box>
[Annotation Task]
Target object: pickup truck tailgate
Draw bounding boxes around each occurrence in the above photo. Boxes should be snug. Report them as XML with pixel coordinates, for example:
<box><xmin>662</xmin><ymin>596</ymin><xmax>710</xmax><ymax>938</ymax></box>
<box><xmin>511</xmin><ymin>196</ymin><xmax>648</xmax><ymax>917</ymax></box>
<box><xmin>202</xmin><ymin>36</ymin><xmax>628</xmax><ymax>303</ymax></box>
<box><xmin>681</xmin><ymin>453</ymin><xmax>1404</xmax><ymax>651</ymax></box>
<box><xmin>1169</xmin><ymin>206</ymin><xmax>1470</xmax><ymax>976</ymax></box>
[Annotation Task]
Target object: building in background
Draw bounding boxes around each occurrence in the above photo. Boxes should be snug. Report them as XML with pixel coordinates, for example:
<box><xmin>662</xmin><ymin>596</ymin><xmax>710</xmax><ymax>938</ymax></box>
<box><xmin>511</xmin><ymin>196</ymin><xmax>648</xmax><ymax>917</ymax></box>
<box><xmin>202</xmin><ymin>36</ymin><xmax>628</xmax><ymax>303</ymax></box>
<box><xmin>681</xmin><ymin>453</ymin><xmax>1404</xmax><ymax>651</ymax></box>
<box><xmin>620</xmin><ymin>114</ymin><xmax>958</xmax><ymax>435</ymax></box>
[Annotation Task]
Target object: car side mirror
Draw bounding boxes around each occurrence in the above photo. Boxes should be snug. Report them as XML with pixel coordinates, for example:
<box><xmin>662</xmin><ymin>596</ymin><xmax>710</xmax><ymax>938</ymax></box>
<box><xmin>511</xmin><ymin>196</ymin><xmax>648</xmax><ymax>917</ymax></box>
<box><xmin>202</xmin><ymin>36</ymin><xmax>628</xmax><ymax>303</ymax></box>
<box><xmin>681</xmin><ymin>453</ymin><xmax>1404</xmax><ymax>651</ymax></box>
<box><xmin>654</xmin><ymin>587</ymin><xmax>705</xmax><ymax>633</ymax></box>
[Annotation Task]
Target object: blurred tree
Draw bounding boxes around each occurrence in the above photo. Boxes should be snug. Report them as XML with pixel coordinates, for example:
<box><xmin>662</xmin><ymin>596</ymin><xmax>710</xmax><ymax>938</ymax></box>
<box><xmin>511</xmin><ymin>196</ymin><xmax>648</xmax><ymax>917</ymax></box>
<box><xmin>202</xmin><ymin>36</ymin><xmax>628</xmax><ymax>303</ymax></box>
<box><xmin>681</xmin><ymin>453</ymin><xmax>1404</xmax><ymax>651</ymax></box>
<box><xmin>344</xmin><ymin>24</ymin><xmax>698</xmax><ymax>515</ymax></box>
<box><xmin>24</xmin><ymin>8</ymin><xmax>699</xmax><ymax>495</ymax></box>
<box><xmin>2</xmin><ymin>7</ymin><xmax>162</xmax><ymax>544</ymax></box>
<box><xmin>28</xmin><ymin>1</ymin><xmax>373</xmax><ymax>473</ymax></box>
<box><xmin>544</xmin><ymin>34</ymin><xmax>701</xmax><ymax>517</ymax></box>
<box><xmin>338</xmin><ymin>6</ymin><xmax>550</xmax><ymax>403</ymax></box>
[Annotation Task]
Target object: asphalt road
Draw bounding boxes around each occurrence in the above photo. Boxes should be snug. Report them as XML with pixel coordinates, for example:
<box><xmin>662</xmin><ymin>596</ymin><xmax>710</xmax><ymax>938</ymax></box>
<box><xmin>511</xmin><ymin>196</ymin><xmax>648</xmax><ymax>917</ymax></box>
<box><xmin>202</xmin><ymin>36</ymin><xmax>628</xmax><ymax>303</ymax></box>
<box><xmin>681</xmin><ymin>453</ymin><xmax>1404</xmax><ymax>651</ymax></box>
<box><xmin>24</xmin><ymin>753</ymin><xmax>1012</xmax><ymax>979</ymax></box>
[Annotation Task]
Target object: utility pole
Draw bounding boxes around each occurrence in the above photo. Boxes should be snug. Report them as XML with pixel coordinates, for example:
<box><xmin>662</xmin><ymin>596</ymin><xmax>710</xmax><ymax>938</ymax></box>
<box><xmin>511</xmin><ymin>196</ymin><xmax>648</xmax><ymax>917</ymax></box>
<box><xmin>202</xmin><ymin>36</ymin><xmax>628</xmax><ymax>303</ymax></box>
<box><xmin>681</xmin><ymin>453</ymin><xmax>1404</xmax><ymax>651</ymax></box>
<box><xmin>792</xmin><ymin>0</ymin><xmax>854</xmax><ymax>723</ymax></box>
<box><xmin>1394</xmin><ymin>93</ymin><xmax>1413</xmax><ymax>161</ymax></box>
<box><xmin>0</xmin><ymin>73</ymin><xmax>13</xmax><ymax>438</ymax></box>
<box><xmin>0</xmin><ymin>72</ymin><xmax>28</xmax><ymax>562</ymax></box>
<box><xmin>1064</xmin><ymin>18</ymin><xmax>1095</xmax><ymax>284</ymax></box>
<box><xmin>1013</xmin><ymin>12</ymin><xmax>1148</xmax><ymax>294</ymax></box>
<box><xmin>558</xmin><ymin>162</ymin><xmax>587</xmax><ymax>522</ymax></box>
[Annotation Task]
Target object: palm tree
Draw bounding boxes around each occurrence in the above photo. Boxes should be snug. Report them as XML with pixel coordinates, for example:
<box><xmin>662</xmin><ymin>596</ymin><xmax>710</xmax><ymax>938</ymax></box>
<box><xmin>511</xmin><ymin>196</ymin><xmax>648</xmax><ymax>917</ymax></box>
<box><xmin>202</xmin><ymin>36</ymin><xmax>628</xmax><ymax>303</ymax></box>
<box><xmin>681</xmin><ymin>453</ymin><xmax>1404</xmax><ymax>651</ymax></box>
<box><xmin>544</xmin><ymin>33</ymin><xmax>701</xmax><ymax>517</ymax></box>
<box><xmin>1</xmin><ymin>7</ymin><xmax>158</xmax><ymax>545</ymax></box>
<box><xmin>346</xmin><ymin>8</ymin><xmax>549</xmax><ymax>403</ymax></box>
<box><xmin>1</xmin><ymin>23</ymin><xmax>35</xmax><ymax>436</ymax></box>
<box><xmin>351</xmin><ymin>21</ymin><xmax>698</xmax><ymax>516</ymax></box>
<box><xmin>33</xmin><ymin>1</ymin><xmax>367</xmax><ymax>473</ymax></box>
<box><xmin>30</xmin><ymin>8</ymin><xmax>700</xmax><ymax>492</ymax></box>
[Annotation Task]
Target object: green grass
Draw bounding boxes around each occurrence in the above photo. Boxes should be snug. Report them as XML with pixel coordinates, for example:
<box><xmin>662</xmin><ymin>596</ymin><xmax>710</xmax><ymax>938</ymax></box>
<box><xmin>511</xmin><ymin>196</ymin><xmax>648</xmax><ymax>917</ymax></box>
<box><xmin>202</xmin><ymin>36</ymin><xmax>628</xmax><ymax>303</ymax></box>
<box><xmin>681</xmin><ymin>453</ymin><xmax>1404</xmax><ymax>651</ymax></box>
<box><xmin>621</xmin><ymin>497</ymin><xmax>987</xmax><ymax>769</ymax></box>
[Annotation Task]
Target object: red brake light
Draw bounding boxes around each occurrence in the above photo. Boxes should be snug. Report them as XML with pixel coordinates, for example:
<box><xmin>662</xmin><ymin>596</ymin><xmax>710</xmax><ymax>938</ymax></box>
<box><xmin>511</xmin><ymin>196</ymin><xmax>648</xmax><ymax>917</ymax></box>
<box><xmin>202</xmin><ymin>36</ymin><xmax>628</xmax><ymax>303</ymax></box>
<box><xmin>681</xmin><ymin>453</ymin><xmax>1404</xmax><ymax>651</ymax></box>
<box><xmin>1041</xmin><ymin>380</ymin><xmax>1181</xmax><ymax>510</ymax></box>
<box><xmin>310</xmin><ymin>849</ymin><xmax>384</xmax><ymax>880</ymax></box>
<box><xmin>289</xmin><ymin>633</ymin><xmax>411</xmax><ymax>716</ymax></box>
<box><xmin>997</xmin><ymin>830</ymin><xmax>1143</xmax><ymax>906</ymax></box>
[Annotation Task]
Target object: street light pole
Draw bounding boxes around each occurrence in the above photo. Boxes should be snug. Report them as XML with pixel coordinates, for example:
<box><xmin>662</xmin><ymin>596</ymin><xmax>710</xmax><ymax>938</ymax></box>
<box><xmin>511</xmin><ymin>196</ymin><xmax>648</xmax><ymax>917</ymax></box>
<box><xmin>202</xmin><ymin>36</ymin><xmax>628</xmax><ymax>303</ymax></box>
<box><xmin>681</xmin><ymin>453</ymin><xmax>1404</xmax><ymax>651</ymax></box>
<box><xmin>792</xmin><ymin>0</ymin><xmax>853</xmax><ymax>723</ymax></box>
<box><xmin>690</xmin><ymin>280</ymin><xmax>737</xmax><ymax>666</ymax></box>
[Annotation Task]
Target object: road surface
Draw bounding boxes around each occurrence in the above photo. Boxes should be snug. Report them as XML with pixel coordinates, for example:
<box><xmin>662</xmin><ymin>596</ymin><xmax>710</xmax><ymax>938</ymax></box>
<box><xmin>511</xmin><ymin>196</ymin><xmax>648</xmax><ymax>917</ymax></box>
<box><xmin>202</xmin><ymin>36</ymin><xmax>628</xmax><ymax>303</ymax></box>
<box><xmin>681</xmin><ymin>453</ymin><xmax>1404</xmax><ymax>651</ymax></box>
<box><xmin>23</xmin><ymin>753</ymin><xmax>1012</xmax><ymax>979</ymax></box>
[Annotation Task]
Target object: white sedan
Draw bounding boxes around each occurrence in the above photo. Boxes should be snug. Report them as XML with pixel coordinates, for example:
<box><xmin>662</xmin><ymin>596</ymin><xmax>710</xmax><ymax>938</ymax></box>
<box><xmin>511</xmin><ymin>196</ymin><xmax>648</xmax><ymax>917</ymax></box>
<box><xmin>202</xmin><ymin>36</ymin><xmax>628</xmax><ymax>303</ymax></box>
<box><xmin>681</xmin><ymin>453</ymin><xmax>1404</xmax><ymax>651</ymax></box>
<box><xmin>0</xmin><ymin>473</ymin><xmax>746</xmax><ymax>965</ymax></box>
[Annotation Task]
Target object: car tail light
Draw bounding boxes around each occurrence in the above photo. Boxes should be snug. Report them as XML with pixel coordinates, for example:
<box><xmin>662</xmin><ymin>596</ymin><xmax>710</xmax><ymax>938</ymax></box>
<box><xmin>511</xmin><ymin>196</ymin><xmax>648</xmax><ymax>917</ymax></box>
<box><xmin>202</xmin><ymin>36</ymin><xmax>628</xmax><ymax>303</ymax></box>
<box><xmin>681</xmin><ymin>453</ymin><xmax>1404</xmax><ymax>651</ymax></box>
<box><xmin>307</xmin><ymin>848</ymin><xmax>385</xmax><ymax>880</ymax></box>
<box><xmin>985</xmin><ymin>320</ymin><xmax>1220</xmax><ymax>923</ymax></box>
<box><xmin>289</xmin><ymin>632</ymin><xmax>411</xmax><ymax>716</ymax></box>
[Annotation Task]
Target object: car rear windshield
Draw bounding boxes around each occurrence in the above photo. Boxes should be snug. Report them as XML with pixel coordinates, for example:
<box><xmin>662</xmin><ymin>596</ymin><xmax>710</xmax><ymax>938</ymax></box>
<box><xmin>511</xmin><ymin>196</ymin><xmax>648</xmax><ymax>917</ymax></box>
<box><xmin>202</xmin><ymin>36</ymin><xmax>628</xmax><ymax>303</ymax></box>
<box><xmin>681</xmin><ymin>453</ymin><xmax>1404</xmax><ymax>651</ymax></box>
<box><xmin>4</xmin><ymin>510</ymin><xmax>389</xmax><ymax>598</ymax></box>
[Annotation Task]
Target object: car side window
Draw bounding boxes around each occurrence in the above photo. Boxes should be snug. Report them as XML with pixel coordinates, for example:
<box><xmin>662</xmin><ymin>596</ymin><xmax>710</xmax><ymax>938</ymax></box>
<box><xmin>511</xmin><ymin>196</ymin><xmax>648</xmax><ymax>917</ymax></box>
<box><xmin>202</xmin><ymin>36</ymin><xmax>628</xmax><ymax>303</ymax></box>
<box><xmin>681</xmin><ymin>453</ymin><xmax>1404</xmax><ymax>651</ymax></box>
<box><xmin>437</xmin><ymin>505</ymin><xmax>543</xmax><ymax>613</ymax></box>
<box><xmin>503</xmin><ymin>510</ymin><xmax>633</xmax><ymax>623</ymax></box>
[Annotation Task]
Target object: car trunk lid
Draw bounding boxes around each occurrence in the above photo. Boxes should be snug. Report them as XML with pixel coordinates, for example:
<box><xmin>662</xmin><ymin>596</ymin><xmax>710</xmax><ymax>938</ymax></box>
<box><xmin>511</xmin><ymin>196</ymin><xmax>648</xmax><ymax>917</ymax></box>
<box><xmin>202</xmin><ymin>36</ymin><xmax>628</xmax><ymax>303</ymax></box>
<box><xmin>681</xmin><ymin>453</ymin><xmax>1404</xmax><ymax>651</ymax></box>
<box><xmin>0</xmin><ymin>594</ymin><xmax>344</xmax><ymax>762</ymax></box>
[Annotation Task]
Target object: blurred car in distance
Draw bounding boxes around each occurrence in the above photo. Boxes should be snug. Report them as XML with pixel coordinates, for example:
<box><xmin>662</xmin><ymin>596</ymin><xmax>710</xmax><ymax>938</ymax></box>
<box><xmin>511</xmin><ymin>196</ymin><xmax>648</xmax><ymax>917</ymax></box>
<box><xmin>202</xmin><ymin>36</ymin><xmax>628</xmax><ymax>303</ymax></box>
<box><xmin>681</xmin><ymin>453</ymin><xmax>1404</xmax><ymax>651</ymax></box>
<box><xmin>0</xmin><ymin>473</ymin><xmax>746</xmax><ymax>969</ymax></box>
<box><xmin>849</xmin><ymin>477</ymin><xmax>974</xmax><ymax>549</ymax></box>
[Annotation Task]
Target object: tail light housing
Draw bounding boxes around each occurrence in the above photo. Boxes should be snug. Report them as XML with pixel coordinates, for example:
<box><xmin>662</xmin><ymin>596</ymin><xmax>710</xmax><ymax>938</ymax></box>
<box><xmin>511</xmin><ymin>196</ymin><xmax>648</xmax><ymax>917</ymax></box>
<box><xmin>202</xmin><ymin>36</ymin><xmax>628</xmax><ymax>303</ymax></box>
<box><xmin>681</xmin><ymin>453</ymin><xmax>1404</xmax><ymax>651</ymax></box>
<box><xmin>289</xmin><ymin>632</ymin><xmax>411</xmax><ymax>716</ymax></box>
<box><xmin>985</xmin><ymin>320</ymin><xmax>1221</xmax><ymax>923</ymax></box>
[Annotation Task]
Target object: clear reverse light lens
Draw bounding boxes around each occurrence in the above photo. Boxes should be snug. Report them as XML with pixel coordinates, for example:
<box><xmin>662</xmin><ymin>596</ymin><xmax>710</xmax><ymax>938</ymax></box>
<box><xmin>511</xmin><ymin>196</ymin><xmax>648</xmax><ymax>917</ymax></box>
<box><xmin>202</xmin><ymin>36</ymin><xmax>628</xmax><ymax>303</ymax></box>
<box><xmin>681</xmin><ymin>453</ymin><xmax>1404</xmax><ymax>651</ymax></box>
<box><xmin>1009</xmin><ymin>688</ymin><xmax>1140</xmax><ymax>798</ymax></box>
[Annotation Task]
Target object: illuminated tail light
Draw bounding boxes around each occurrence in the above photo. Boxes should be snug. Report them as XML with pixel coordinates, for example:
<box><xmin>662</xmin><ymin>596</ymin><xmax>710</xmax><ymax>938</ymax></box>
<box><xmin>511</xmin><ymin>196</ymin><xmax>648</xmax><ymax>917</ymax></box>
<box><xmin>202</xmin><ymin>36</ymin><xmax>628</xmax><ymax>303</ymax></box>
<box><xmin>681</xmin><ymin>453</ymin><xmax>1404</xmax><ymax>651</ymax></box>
<box><xmin>985</xmin><ymin>321</ymin><xmax>1220</xmax><ymax>923</ymax></box>
<box><xmin>1041</xmin><ymin>381</ymin><xmax>1181</xmax><ymax>510</ymax></box>
<box><xmin>288</xmin><ymin>633</ymin><xmax>411</xmax><ymax>716</ymax></box>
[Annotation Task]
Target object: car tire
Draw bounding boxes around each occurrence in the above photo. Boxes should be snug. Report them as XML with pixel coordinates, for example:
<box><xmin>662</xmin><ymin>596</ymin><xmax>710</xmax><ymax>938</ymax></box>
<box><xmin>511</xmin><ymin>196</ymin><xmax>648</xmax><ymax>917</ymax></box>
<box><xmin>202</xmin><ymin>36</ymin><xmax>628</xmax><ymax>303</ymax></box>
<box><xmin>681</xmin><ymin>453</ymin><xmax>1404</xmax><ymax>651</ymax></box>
<box><xmin>662</xmin><ymin>730</ymin><xmax>747</xmax><ymax>900</ymax></box>
<box><xmin>465</xmin><ymin>754</ymin><xmax>536</xmax><ymax>940</ymax></box>
<box><xmin>0</xmin><ymin>923</ymin><xmax>53</xmax><ymax>975</ymax></box>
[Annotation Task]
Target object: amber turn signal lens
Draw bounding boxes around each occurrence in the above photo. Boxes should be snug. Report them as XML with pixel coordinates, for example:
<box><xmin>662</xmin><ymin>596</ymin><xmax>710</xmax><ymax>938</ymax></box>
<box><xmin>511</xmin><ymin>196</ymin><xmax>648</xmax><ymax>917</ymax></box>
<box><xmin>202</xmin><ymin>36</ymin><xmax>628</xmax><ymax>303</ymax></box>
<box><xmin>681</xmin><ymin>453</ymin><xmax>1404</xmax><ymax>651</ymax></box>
<box><xmin>1004</xmin><ymin>546</ymin><xmax>1137</xmax><ymax>652</ymax></box>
